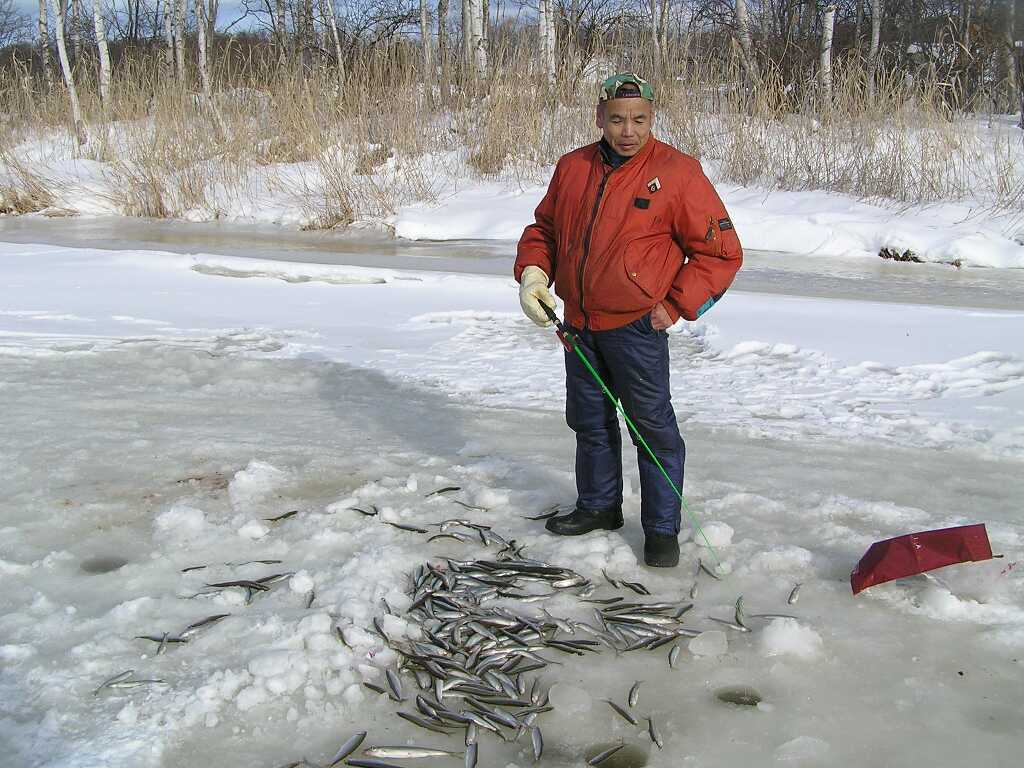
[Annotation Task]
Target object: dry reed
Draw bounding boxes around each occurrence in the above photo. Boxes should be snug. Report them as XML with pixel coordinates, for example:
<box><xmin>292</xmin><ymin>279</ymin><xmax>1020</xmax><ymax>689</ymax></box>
<box><xmin>0</xmin><ymin>39</ymin><xmax>1021</xmax><ymax>224</ymax></box>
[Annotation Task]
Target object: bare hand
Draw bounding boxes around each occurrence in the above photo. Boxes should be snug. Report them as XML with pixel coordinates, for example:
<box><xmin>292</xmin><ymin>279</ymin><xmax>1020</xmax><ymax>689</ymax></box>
<box><xmin>650</xmin><ymin>302</ymin><xmax>673</xmax><ymax>331</ymax></box>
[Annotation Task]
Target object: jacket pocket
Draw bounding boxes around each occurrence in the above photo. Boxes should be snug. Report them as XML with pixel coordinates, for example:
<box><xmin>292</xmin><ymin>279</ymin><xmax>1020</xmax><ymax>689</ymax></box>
<box><xmin>623</xmin><ymin>235</ymin><xmax>683</xmax><ymax>301</ymax></box>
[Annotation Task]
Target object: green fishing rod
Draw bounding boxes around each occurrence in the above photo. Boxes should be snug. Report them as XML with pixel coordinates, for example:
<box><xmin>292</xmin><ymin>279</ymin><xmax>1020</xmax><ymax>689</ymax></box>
<box><xmin>539</xmin><ymin>301</ymin><xmax>722</xmax><ymax>568</ymax></box>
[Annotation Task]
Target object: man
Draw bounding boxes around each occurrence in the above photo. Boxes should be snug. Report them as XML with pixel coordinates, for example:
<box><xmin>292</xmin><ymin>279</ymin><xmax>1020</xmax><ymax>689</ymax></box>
<box><xmin>514</xmin><ymin>72</ymin><xmax>742</xmax><ymax>568</ymax></box>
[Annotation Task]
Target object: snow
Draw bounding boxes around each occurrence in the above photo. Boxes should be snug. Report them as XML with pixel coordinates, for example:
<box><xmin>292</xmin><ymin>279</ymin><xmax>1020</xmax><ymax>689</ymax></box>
<box><xmin>759</xmin><ymin>619</ymin><xmax>825</xmax><ymax>661</ymax></box>
<box><xmin>0</xmin><ymin>234</ymin><xmax>1022</xmax><ymax>767</ymax></box>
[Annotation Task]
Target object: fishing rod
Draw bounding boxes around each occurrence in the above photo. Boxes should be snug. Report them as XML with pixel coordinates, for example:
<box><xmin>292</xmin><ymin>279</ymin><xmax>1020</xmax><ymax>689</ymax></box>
<box><xmin>539</xmin><ymin>301</ymin><xmax>722</xmax><ymax>568</ymax></box>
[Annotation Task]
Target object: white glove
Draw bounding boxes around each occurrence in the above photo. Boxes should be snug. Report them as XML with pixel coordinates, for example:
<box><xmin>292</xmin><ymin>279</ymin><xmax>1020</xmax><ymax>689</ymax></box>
<box><xmin>518</xmin><ymin>266</ymin><xmax>556</xmax><ymax>327</ymax></box>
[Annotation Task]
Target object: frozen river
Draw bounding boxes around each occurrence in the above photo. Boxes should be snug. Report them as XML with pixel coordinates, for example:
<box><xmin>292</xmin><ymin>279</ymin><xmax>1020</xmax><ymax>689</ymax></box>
<box><xmin>0</xmin><ymin>219</ymin><xmax>1022</xmax><ymax>768</ymax></box>
<box><xmin>1</xmin><ymin>216</ymin><xmax>1023</xmax><ymax>309</ymax></box>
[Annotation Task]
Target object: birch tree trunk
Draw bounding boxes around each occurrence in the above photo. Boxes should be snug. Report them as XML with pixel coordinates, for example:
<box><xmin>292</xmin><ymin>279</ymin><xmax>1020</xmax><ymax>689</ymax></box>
<box><xmin>70</xmin><ymin>0</ymin><xmax>82</xmax><ymax>64</ymax></box>
<box><xmin>207</xmin><ymin>0</ymin><xmax>217</xmax><ymax>42</ymax></box>
<box><xmin>173</xmin><ymin>0</ymin><xmax>185</xmax><ymax>80</ymax></box>
<box><xmin>538</xmin><ymin>0</ymin><xmax>555</xmax><ymax>87</ymax></box>
<box><xmin>437</xmin><ymin>0</ymin><xmax>449</xmax><ymax>90</ymax></box>
<box><xmin>91</xmin><ymin>0</ymin><xmax>111</xmax><ymax>108</ymax></box>
<box><xmin>658</xmin><ymin>0</ymin><xmax>668</xmax><ymax>65</ymax></box>
<box><xmin>819</xmin><ymin>4</ymin><xmax>836</xmax><ymax>106</ymax></box>
<box><xmin>1003</xmin><ymin>0</ymin><xmax>1017</xmax><ymax>113</ymax></box>
<box><xmin>48</xmin><ymin>0</ymin><xmax>85</xmax><ymax>143</ymax></box>
<box><xmin>800</xmin><ymin>0</ymin><xmax>816</xmax><ymax>39</ymax></box>
<box><xmin>649</xmin><ymin>0</ymin><xmax>661</xmax><ymax>82</ymax></box>
<box><xmin>735</xmin><ymin>0</ymin><xmax>760</xmax><ymax>84</ymax></box>
<box><xmin>854</xmin><ymin>0</ymin><xmax>863</xmax><ymax>52</ymax></box>
<box><xmin>161</xmin><ymin>0</ymin><xmax>173</xmax><ymax>70</ymax></box>
<box><xmin>196</xmin><ymin>0</ymin><xmax>210</xmax><ymax>98</ymax></box>
<box><xmin>471</xmin><ymin>0</ymin><xmax>486</xmax><ymax>74</ymax></box>
<box><xmin>867</xmin><ymin>0</ymin><xmax>881</xmax><ymax>102</ymax></box>
<box><xmin>275</xmin><ymin>0</ymin><xmax>286</xmax><ymax>65</ymax></box>
<box><xmin>39</xmin><ymin>0</ymin><xmax>54</xmax><ymax>88</ymax></box>
<box><xmin>322</xmin><ymin>0</ymin><xmax>344</xmax><ymax>79</ymax></box>
<box><xmin>420</xmin><ymin>0</ymin><xmax>432</xmax><ymax>78</ymax></box>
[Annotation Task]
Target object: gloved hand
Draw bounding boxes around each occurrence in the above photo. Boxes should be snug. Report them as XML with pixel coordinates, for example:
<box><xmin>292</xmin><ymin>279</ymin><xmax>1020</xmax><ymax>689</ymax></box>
<box><xmin>519</xmin><ymin>266</ymin><xmax>555</xmax><ymax>327</ymax></box>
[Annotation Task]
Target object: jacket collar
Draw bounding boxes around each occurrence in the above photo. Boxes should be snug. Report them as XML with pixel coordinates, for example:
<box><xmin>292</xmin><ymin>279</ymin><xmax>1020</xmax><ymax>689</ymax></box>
<box><xmin>595</xmin><ymin>135</ymin><xmax>658</xmax><ymax>171</ymax></box>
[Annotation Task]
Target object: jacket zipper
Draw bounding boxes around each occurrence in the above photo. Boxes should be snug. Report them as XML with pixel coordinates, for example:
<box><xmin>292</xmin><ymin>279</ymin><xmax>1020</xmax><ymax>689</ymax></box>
<box><xmin>578</xmin><ymin>167</ymin><xmax>613</xmax><ymax>330</ymax></box>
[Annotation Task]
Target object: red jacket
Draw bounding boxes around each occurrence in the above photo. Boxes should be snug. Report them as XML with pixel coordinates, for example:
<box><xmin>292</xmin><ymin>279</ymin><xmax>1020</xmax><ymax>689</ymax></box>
<box><xmin>515</xmin><ymin>136</ymin><xmax>742</xmax><ymax>330</ymax></box>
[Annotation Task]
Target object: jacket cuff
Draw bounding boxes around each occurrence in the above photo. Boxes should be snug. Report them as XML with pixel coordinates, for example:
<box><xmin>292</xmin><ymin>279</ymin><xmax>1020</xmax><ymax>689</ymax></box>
<box><xmin>662</xmin><ymin>299</ymin><xmax>682</xmax><ymax>324</ymax></box>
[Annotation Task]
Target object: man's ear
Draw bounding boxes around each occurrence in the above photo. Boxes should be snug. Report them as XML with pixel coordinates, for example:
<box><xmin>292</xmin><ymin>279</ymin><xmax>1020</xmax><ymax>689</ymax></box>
<box><xmin>595</xmin><ymin>105</ymin><xmax>604</xmax><ymax>130</ymax></box>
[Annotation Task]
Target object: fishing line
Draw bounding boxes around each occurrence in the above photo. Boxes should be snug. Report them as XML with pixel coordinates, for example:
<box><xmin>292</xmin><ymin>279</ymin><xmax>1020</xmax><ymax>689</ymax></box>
<box><xmin>540</xmin><ymin>302</ymin><xmax>722</xmax><ymax>568</ymax></box>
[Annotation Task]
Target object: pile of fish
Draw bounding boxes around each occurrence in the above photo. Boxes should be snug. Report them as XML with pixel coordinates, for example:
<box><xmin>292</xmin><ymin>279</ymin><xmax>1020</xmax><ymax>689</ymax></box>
<box><xmin>93</xmin><ymin>485</ymin><xmax>804</xmax><ymax>767</ymax></box>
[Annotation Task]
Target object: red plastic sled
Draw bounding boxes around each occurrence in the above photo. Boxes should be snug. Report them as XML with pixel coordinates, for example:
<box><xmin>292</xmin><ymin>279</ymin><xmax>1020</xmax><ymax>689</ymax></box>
<box><xmin>850</xmin><ymin>523</ymin><xmax>994</xmax><ymax>595</ymax></box>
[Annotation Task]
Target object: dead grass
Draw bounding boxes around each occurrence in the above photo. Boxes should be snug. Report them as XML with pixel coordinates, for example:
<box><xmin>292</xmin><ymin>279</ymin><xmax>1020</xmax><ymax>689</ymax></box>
<box><xmin>1</xmin><ymin>42</ymin><xmax>1021</xmax><ymax>225</ymax></box>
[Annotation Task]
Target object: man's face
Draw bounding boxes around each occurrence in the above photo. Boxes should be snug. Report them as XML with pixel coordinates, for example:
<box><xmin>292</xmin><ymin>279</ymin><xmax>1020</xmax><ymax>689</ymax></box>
<box><xmin>596</xmin><ymin>98</ymin><xmax>654</xmax><ymax>156</ymax></box>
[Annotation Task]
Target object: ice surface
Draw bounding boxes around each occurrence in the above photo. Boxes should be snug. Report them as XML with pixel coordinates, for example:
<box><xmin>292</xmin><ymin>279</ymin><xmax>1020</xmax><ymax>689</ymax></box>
<box><xmin>0</xmin><ymin>239</ymin><xmax>1022</xmax><ymax>767</ymax></box>
<box><xmin>689</xmin><ymin>630</ymin><xmax>729</xmax><ymax>657</ymax></box>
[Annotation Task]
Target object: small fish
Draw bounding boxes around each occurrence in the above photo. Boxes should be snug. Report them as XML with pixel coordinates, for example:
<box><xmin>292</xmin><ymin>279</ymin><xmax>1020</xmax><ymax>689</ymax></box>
<box><xmin>465</xmin><ymin>742</ymin><xmax>479</xmax><ymax>768</ymax></box>
<box><xmin>465</xmin><ymin>722</ymin><xmax>477</xmax><ymax>746</ymax></box>
<box><xmin>397</xmin><ymin>711</ymin><xmax>451</xmax><ymax>735</ymax></box>
<box><xmin>385</xmin><ymin>667</ymin><xmax>405</xmax><ymax>702</ymax></box>
<box><xmin>734</xmin><ymin>596</ymin><xmax>749</xmax><ymax>630</ymax></box>
<box><xmin>384</xmin><ymin>521</ymin><xmax>429</xmax><ymax>534</ymax></box>
<box><xmin>156</xmin><ymin>631</ymin><xmax>170</xmax><ymax>656</ymax></box>
<box><xmin>708</xmin><ymin>616</ymin><xmax>751</xmax><ymax>633</ymax></box>
<box><xmin>647</xmin><ymin>716</ymin><xmax>664</xmax><ymax>749</ymax></box>
<box><xmin>668</xmin><ymin>643</ymin><xmax>681</xmax><ymax>668</ymax></box>
<box><xmin>363</xmin><ymin>681</ymin><xmax>388</xmax><ymax>696</ymax></box>
<box><xmin>523</xmin><ymin>510</ymin><xmax>561</xmax><ymax>521</ymax></box>
<box><xmin>628</xmin><ymin>680</ymin><xmax>642</xmax><ymax>708</ymax></box>
<box><xmin>363</xmin><ymin>747</ymin><xmax>463</xmax><ymax>759</ymax></box>
<box><xmin>349</xmin><ymin>506</ymin><xmax>378</xmax><ymax>516</ymax></box>
<box><xmin>105</xmin><ymin>678</ymin><xmax>165</xmax><ymax>690</ymax></box>
<box><xmin>603</xmin><ymin>699</ymin><xmax>638</xmax><ymax>725</ymax></box>
<box><xmin>588</xmin><ymin>743</ymin><xmax>625</xmax><ymax>766</ymax></box>
<box><xmin>602</xmin><ymin>569</ymin><xmax>620</xmax><ymax>589</ymax></box>
<box><xmin>305</xmin><ymin>590</ymin><xmax>315</xmax><ymax>609</ymax></box>
<box><xmin>620</xmin><ymin>580</ymin><xmax>651</xmax><ymax>596</ymax></box>
<box><xmin>689</xmin><ymin>581</ymin><xmax>699</xmax><ymax>599</ymax></box>
<box><xmin>179</xmin><ymin>613</ymin><xmax>230</xmax><ymax>638</ymax></box>
<box><xmin>716</xmin><ymin>686</ymin><xmax>762</xmax><ymax>706</ymax></box>
<box><xmin>699</xmin><ymin>558</ymin><xmax>722</xmax><ymax>580</ymax></box>
<box><xmin>93</xmin><ymin>669</ymin><xmax>134</xmax><ymax>695</ymax></box>
<box><xmin>205</xmin><ymin>579</ymin><xmax>269</xmax><ymax>591</ymax></box>
<box><xmin>180</xmin><ymin>564</ymin><xmax>207</xmax><ymax>573</ymax></box>
<box><xmin>345</xmin><ymin>760</ymin><xmax>404</xmax><ymax>768</ymax></box>
<box><xmin>451</xmin><ymin>499</ymin><xmax>488</xmax><ymax>512</ymax></box>
<box><xmin>135</xmin><ymin>634</ymin><xmax>188</xmax><ymax>646</ymax></box>
<box><xmin>788</xmin><ymin>583</ymin><xmax>802</xmax><ymax>605</ymax></box>
<box><xmin>226</xmin><ymin>559</ymin><xmax>284</xmax><ymax>567</ymax></box>
<box><xmin>328</xmin><ymin>731</ymin><xmax>367</xmax><ymax>766</ymax></box>
<box><xmin>425</xmin><ymin>485</ymin><xmax>461</xmax><ymax>497</ymax></box>
<box><xmin>750</xmin><ymin>613</ymin><xmax>800</xmax><ymax>620</ymax></box>
<box><xmin>530</xmin><ymin>725</ymin><xmax>543</xmax><ymax>762</ymax></box>
<box><xmin>264</xmin><ymin>510</ymin><xmax>298</xmax><ymax>523</ymax></box>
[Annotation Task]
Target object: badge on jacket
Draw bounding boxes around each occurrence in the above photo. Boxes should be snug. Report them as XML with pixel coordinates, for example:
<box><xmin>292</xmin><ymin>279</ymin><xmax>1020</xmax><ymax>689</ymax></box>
<box><xmin>647</xmin><ymin>177</ymin><xmax>661</xmax><ymax>194</ymax></box>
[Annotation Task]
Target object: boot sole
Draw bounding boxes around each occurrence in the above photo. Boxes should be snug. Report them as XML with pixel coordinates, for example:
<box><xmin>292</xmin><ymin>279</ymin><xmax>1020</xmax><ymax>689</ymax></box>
<box><xmin>545</xmin><ymin>517</ymin><xmax>624</xmax><ymax>536</ymax></box>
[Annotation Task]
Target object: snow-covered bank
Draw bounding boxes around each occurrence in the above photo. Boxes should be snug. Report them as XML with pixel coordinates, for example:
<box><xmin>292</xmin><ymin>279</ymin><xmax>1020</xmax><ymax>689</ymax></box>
<box><xmin>1</xmin><ymin>240</ymin><xmax>1023</xmax><ymax>767</ymax></box>
<box><xmin>4</xmin><ymin>133</ymin><xmax>1023</xmax><ymax>268</ymax></box>
<box><xmin>390</xmin><ymin>179</ymin><xmax>1024</xmax><ymax>269</ymax></box>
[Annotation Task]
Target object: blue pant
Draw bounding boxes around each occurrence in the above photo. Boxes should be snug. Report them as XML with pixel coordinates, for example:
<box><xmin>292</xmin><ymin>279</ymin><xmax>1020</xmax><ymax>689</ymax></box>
<box><xmin>564</xmin><ymin>314</ymin><xmax>685</xmax><ymax>536</ymax></box>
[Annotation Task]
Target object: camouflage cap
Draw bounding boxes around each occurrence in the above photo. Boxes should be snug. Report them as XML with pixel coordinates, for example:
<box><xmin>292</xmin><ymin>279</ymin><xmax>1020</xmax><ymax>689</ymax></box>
<box><xmin>598</xmin><ymin>72</ymin><xmax>655</xmax><ymax>103</ymax></box>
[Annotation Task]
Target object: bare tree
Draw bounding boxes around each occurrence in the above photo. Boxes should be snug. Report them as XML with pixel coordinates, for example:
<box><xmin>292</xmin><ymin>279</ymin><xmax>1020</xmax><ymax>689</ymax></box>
<box><xmin>820</xmin><ymin>3</ymin><xmax>836</xmax><ymax>104</ymax></box>
<box><xmin>735</xmin><ymin>0</ymin><xmax>761</xmax><ymax>85</ymax></box>
<box><xmin>322</xmin><ymin>0</ymin><xmax>345</xmax><ymax>78</ymax></box>
<box><xmin>420</xmin><ymin>0</ymin><xmax>432</xmax><ymax>76</ymax></box>
<box><xmin>162</xmin><ymin>0</ymin><xmax>174</xmax><ymax>70</ymax></box>
<box><xmin>0</xmin><ymin>0</ymin><xmax>31</xmax><ymax>47</ymax></box>
<box><xmin>48</xmin><ymin>0</ymin><xmax>84</xmax><ymax>142</ymax></box>
<box><xmin>196</xmin><ymin>0</ymin><xmax>210</xmax><ymax>97</ymax></box>
<box><xmin>539</xmin><ymin>0</ymin><xmax>556</xmax><ymax>86</ymax></box>
<box><xmin>867</xmin><ymin>0</ymin><xmax>881</xmax><ymax>101</ymax></box>
<box><xmin>38</xmin><ymin>0</ymin><xmax>54</xmax><ymax>88</ymax></box>
<box><xmin>91</xmin><ymin>0</ymin><xmax>112</xmax><ymax>108</ymax></box>
<box><xmin>174</xmin><ymin>0</ymin><xmax>185</xmax><ymax>79</ymax></box>
<box><xmin>1002</xmin><ymin>0</ymin><xmax>1017</xmax><ymax>113</ymax></box>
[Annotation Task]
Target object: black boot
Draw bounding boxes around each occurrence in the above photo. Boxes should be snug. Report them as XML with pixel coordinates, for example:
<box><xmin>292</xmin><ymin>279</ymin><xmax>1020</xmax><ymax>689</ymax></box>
<box><xmin>644</xmin><ymin>532</ymin><xmax>680</xmax><ymax>567</ymax></box>
<box><xmin>545</xmin><ymin>505</ymin><xmax>623</xmax><ymax>536</ymax></box>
